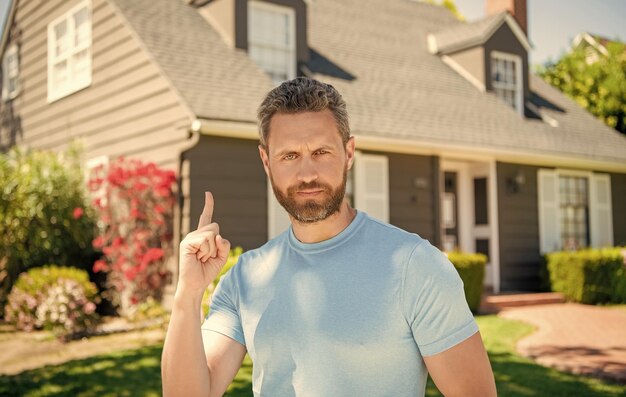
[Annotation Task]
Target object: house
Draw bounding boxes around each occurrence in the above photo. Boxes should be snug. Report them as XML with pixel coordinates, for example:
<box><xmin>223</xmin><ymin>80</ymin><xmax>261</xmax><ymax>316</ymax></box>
<box><xmin>1</xmin><ymin>0</ymin><xmax>625</xmax><ymax>300</ymax></box>
<box><xmin>571</xmin><ymin>32</ymin><xmax>624</xmax><ymax>64</ymax></box>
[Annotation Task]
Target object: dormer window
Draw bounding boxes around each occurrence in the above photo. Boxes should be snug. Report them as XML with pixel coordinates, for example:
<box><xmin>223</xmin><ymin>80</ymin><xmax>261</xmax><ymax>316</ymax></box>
<box><xmin>248</xmin><ymin>1</ymin><xmax>296</xmax><ymax>85</ymax></box>
<box><xmin>491</xmin><ymin>51</ymin><xmax>523</xmax><ymax>115</ymax></box>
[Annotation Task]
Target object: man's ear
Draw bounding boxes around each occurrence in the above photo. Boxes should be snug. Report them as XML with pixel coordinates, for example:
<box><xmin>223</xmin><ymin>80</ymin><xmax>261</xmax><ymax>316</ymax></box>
<box><xmin>345</xmin><ymin>136</ymin><xmax>356</xmax><ymax>170</ymax></box>
<box><xmin>259</xmin><ymin>145</ymin><xmax>270</xmax><ymax>176</ymax></box>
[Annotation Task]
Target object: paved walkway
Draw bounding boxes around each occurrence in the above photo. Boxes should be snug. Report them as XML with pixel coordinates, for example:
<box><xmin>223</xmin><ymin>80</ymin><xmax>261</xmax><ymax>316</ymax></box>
<box><xmin>499</xmin><ymin>303</ymin><xmax>626</xmax><ymax>383</ymax></box>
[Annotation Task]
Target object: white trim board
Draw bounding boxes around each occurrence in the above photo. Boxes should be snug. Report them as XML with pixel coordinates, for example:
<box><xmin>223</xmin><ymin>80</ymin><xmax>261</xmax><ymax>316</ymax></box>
<box><xmin>191</xmin><ymin>119</ymin><xmax>626</xmax><ymax>173</ymax></box>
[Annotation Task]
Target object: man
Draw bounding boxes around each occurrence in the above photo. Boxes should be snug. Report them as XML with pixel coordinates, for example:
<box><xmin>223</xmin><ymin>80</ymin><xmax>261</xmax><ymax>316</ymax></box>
<box><xmin>161</xmin><ymin>77</ymin><xmax>497</xmax><ymax>396</ymax></box>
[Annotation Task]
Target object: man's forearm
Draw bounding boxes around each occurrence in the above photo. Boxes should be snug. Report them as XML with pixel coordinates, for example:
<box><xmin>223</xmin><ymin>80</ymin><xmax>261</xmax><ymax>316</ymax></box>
<box><xmin>162</xmin><ymin>292</ymin><xmax>210</xmax><ymax>397</ymax></box>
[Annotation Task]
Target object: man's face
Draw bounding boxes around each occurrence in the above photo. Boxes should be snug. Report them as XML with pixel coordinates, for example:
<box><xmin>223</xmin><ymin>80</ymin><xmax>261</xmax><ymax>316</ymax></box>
<box><xmin>259</xmin><ymin>109</ymin><xmax>355</xmax><ymax>224</ymax></box>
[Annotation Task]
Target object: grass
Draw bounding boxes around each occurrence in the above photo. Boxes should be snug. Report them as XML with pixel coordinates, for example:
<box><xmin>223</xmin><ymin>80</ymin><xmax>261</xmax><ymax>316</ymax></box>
<box><xmin>1</xmin><ymin>316</ymin><xmax>624</xmax><ymax>396</ymax></box>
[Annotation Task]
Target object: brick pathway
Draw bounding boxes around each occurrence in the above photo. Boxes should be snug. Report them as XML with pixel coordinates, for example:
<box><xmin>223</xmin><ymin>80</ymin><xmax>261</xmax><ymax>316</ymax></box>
<box><xmin>499</xmin><ymin>303</ymin><xmax>626</xmax><ymax>383</ymax></box>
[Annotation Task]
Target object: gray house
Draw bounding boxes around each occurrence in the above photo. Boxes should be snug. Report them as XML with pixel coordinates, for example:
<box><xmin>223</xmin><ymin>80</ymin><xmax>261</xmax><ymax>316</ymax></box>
<box><xmin>1</xmin><ymin>0</ymin><xmax>625</xmax><ymax>297</ymax></box>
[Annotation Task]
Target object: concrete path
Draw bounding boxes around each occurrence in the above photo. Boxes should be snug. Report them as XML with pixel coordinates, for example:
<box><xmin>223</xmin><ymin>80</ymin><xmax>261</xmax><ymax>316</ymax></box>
<box><xmin>499</xmin><ymin>303</ymin><xmax>626</xmax><ymax>383</ymax></box>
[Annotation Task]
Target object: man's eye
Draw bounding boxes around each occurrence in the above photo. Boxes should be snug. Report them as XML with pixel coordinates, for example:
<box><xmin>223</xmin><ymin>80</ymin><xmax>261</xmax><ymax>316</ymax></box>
<box><xmin>284</xmin><ymin>153</ymin><xmax>297</xmax><ymax>160</ymax></box>
<box><xmin>315</xmin><ymin>150</ymin><xmax>328</xmax><ymax>155</ymax></box>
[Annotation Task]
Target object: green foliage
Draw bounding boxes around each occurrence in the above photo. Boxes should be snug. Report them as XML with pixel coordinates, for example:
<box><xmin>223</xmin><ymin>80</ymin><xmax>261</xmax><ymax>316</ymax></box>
<box><xmin>0</xmin><ymin>145</ymin><xmax>97</xmax><ymax>311</ymax></box>
<box><xmin>202</xmin><ymin>246</ymin><xmax>244</xmax><ymax>318</ymax></box>
<box><xmin>447</xmin><ymin>252</ymin><xmax>487</xmax><ymax>312</ymax></box>
<box><xmin>4</xmin><ymin>265</ymin><xmax>100</xmax><ymax>339</ymax></box>
<box><xmin>546</xmin><ymin>248</ymin><xmax>626</xmax><ymax>304</ymax></box>
<box><xmin>126</xmin><ymin>297</ymin><xmax>169</xmax><ymax>329</ymax></box>
<box><xmin>539</xmin><ymin>41</ymin><xmax>626</xmax><ymax>135</ymax></box>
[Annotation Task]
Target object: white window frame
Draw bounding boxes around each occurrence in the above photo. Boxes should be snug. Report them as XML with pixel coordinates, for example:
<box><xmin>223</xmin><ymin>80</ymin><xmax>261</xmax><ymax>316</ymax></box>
<box><xmin>47</xmin><ymin>0</ymin><xmax>92</xmax><ymax>103</ymax></box>
<box><xmin>490</xmin><ymin>51</ymin><xmax>523</xmax><ymax>116</ymax></box>
<box><xmin>354</xmin><ymin>151</ymin><xmax>389</xmax><ymax>223</ymax></box>
<box><xmin>2</xmin><ymin>44</ymin><xmax>20</xmax><ymax>100</ymax></box>
<box><xmin>248</xmin><ymin>0</ymin><xmax>296</xmax><ymax>85</ymax></box>
<box><xmin>538</xmin><ymin>168</ymin><xmax>613</xmax><ymax>253</ymax></box>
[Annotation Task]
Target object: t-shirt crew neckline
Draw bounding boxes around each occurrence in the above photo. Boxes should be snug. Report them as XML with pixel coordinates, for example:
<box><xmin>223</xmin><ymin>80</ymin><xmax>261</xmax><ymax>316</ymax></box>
<box><xmin>287</xmin><ymin>210</ymin><xmax>367</xmax><ymax>254</ymax></box>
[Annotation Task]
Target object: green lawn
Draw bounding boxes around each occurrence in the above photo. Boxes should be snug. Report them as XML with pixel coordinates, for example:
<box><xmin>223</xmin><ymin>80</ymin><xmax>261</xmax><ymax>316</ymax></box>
<box><xmin>1</xmin><ymin>316</ymin><xmax>624</xmax><ymax>397</ymax></box>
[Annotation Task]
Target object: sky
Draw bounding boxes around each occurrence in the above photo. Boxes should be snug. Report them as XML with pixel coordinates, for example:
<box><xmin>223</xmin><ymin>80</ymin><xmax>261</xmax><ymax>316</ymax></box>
<box><xmin>0</xmin><ymin>0</ymin><xmax>624</xmax><ymax>67</ymax></box>
<box><xmin>454</xmin><ymin>0</ymin><xmax>626</xmax><ymax>66</ymax></box>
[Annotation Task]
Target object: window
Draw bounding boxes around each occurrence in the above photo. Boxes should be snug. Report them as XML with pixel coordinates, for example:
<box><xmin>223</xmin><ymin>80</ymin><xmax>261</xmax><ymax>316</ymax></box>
<box><xmin>354</xmin><ymin>152</ymin><xmax>389</xmax><ymax>223</ymax></box>
<box><xmin>538</xmin><ymin>169</ymin><xmax>613</xmax><ymax>253</ymax></box>
<box><xmin>2</xmin><ymin>44</ymin><xmax>19</xmax><ymax>100</ymax></box>
<box><xmin>491</xmin><ymin>51</ymin><xmax>522</xmax><ymax>115</ymax></box>
<box><xmin>47</xmin><ymin>0</ymin><xmax>92</xmax><ymax>102</ymax></box>
<box><xmin>248</xmin><ymin>1</ymin><xmax>296</xmax><ymax>85</ymax></box>
<box><xmin>559</xmin><ymin>176</ymin><xmax>589</xmax><ymax>250</ymax></box>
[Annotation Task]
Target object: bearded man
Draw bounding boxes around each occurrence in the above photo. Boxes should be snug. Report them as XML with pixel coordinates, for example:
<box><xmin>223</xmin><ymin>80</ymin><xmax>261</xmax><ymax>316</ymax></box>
<box><xmin>161</xmin><ymin>77</ymin><xmax>497</xmax><ymax>397</ymax></box>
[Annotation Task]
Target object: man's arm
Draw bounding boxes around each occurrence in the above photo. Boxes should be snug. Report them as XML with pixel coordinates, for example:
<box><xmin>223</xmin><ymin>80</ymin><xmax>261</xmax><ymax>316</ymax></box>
<box><xmin>161</xmin><ymin>192</ymin><xmax>245</xmax><ymax>397</ymax></box>
<box><xmin>423</xmin><ymin>332</ymin><xmax>497</xmax><ymax>397</ymax></box>
<box><xmin>161</xmin><ymin>291</ymin><xmax>246</xmax><ymax>397</ymax></box>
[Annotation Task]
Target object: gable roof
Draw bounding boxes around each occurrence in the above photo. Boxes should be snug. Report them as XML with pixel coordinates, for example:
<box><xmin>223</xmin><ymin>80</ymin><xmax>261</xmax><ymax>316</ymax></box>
<box><xmin>107</xmin><ymin>0</ymin><xmax>626</xmax><ymax>167</ymax></box>
<box><xmin>108</xmin><ymin>0</ymin><xmax>272</xmax><ymax>123</ymax></box>
<box><xmin>428</xmin><ymin>11</ymin><xmax>531</xmax><ymax>55</ymax></box>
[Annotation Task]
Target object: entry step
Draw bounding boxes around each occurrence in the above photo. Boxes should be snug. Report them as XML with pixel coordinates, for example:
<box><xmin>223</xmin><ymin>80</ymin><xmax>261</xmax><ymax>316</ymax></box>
<box><xmin>480</xmin><ymin>292</ymin><xmax>566</xmax><ymax>314</ymax></box>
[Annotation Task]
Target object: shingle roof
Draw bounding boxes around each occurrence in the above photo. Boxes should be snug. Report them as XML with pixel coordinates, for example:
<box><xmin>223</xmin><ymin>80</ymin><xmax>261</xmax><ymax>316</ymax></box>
<box><xmin>108</xmin><ymin>0</ymin><xmax>272</xmax><ymax>122</ymax></box>
<box><xmin>109</xmin><ymin>0</ymin><xmax>626</xmax><ymax>164</ymax></box>
<box><xmin>428</xmin><ymin>11</ymin><xmax>505</xmax><ymax>54</ymax></box>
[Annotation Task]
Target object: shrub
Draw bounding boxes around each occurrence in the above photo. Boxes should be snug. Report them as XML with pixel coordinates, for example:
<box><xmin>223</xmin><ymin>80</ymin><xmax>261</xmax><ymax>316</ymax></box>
<box><xmin>4</xmin><ymin>266</ymin><xmax>100</xmax><ymax>339</ymax></box>
<box><xmin>0</xmin><ymin>145</ymin><xmax>97</xmax><ymax>313</ymax></box>
<box><xmin>88</xmin><ymin>157</ymin><xmax>177</xmax><ymax>310</ymax></box>
<box><xmin>447</xmin><ymin>252</ymin><xmax>487</xmax><ymax>312</ymax></box>
<box><xmin>202</xmin><ymin>246</ymin><xmax>243</xmax><ymax>318</ymax></box>
<box><xmin>546</xmin><ymin>248</ymin><xmax>626</xmax><ymax>304</ymax></box>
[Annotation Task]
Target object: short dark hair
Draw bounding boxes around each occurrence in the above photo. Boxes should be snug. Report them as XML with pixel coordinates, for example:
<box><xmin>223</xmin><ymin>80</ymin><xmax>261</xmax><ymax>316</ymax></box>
<box><xmin>257</xmin><ymin>77</ymin><xmax>350</xmax><ymax>148</ymax></box>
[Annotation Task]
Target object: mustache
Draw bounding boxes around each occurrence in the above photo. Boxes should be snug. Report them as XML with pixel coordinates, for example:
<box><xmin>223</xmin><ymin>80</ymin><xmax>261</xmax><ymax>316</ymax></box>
<box><xmin>288</xmin><ymin>181</ymin><xmax>331</xmax><ymax>193</ymax></box>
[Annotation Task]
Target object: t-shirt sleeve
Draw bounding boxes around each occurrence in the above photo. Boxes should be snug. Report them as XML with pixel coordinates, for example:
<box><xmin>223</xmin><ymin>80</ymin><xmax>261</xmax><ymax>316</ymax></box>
<box><xmin>402</xmin><ymin>240</ymin><xmax>479</xmax><ymax>357</ymax></box>
<box><xmin>201</xmin><ymin>265</ymin><xmax>246</xmax><ymax>346</ymax></box>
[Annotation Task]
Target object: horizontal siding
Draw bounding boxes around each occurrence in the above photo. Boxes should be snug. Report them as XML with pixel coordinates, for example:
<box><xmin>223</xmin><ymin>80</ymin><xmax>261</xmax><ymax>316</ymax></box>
<box><xmin>497</xmin><ymin>162</ymin><xmax>543</xmax><ymax>291</ymax></box>
<box><xmin>387</xmin><ymin>152</ymin><xmax>438</xmax><ymax>243</ymax></box>
<box><xmin>1</xmin><ymin>0</ymin><xmax>193</xmax><ymax>166</ymax></box>
<box><xmin>185</xmin><ymin>136</ymin><xmax>268</xmax><ymax>251</ymax></box>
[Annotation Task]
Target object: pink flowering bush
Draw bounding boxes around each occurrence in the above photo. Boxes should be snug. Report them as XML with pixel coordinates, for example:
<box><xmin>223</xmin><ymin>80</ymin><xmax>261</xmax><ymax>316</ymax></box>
<box><xmin>88</xmin><ymin>157</ymin><xmax>176</xmax><ymax>309</ymax></box>
<box><xmin>5</xmin><ymin>266</ymin><xmax>100</xmax><ymax>339</ymax></box>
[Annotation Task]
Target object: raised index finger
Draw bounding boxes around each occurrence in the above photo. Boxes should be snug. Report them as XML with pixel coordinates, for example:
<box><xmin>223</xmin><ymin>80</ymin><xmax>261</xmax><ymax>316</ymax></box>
<box><xmin>197</xmin><ymin>191</ymin><xmax>214</xmax><ymax>229</ymax></box>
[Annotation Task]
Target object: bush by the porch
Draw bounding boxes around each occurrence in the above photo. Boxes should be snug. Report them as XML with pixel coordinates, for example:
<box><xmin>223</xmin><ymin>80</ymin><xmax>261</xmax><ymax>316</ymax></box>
<box><xmin>546</xmin><ymin>248</ymin><xmax>626</xmax><ymax>304</ymax></box>
<box><xmin>4</xmin><ymin>266</ymin><xmax>100</xmax><ymax>339</ymax></box>
<box><xmin>447</xmin><ymin>252</ymin><xmax>487</xmax><ymax>312</ymax></box>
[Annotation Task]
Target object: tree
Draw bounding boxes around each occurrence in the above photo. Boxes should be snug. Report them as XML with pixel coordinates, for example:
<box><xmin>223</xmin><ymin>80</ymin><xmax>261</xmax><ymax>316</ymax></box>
<box><xmin>539</xmin><ymin>42</ymin><xmax>626</xmax><ymax>136</ymax></box>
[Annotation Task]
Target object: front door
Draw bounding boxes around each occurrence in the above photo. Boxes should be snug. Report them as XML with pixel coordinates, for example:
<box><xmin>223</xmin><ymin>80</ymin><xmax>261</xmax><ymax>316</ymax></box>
<box><xmin>441</xmin><ymin>160</ymin><xmax>494</xmax><ymax>289</ymax></box>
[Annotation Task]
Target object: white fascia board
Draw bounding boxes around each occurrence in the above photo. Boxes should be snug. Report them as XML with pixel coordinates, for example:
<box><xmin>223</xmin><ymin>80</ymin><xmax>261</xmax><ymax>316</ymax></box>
<box><xmin>191</xmin><ymin>118</ymin><xmax>626</xmax><ymax>173</ymax></box>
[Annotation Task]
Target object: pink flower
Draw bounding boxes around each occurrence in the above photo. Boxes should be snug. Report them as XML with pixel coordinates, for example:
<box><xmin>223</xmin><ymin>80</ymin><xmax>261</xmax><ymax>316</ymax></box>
<box><xmin>93</xmin><ymin>260</ymin><xmax>108</xmax><ymax>273</ymax></box>
<box><xmin>73</xmin><ymin>207</ymin><xmax>84</xmax><ymax>219</ymax></box>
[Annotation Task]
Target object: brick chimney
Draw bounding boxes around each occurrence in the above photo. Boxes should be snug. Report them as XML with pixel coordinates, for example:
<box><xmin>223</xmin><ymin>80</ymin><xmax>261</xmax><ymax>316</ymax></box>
<box><xmin>486</xmin><ymin>0</ymin><xmax>527</xmax><ymax>36</ymax></box>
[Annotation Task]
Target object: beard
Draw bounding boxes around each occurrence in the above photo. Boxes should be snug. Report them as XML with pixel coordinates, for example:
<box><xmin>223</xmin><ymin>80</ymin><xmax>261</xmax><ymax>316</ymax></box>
<box><xmin>270</xmin><ymin>165</ymin><xmax>348</xmax><ymax>224</ymax></box>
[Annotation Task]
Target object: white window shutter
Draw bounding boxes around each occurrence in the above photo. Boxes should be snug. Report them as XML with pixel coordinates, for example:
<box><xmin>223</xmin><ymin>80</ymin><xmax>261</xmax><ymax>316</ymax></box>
<box><xmin>268</xmin><ymin>178</ymin><xmax>291</xmax><ymax>239</ymax></box>
<box><xmin>537</xmin><ymin>169</ymin><xmax>560</xmax><ymax>253</ymax></box>
<box><xmin>589</xmin><ymin>173</ymin><xmax>613</xmax><ymax>248</ymax></box>
<box><xmin>354</xmin><ymin>152</ymin><xmax>389</xmax><ymax>223</ymax></box>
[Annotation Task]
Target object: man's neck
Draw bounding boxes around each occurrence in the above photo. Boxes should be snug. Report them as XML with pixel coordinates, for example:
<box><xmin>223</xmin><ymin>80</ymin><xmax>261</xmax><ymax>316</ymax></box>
<box><xmin>290</xmin><ymin>201</ymin><xmax>357</xmax><ymax>244</ymax></box>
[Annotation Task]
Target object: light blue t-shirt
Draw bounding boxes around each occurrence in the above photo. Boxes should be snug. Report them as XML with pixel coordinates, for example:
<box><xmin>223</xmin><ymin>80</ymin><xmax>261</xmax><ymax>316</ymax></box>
<box><xmin>202</xmin><ymin>211</ymin><xmax>478</xmax><ymax>397</ymax></box>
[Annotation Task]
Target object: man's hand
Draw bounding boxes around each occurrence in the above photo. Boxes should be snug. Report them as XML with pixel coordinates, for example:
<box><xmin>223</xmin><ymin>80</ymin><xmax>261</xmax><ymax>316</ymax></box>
<box><xmin>177</xmin><ymin>191</ymin><xmax>231</xmax><ymax>296</ymax></box>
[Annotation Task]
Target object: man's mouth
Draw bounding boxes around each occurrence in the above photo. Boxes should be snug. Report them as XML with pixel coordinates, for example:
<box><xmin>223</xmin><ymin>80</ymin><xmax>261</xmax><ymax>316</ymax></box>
<box><xmin>296</xmin><ymin>189</ymin><xmax>324</xmax><ymax>197</ymax></box>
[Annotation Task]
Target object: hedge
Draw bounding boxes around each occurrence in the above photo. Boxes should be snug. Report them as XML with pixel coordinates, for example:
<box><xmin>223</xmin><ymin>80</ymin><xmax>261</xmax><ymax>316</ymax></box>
<box><xmin>447</xmin><ymin>252</ymin><xmax>487</xmax><ymax>312</ymax></box>
<box><xmin>546</xmin><ymin>248</ymin><xmax>626</xmax><ymax>304</ymax></box>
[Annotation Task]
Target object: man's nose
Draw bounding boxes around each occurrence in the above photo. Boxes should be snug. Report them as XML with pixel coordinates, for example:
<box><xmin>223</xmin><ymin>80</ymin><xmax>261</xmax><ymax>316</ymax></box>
<box><xmin>296</xmin><ymin>156</ymin><xmax>318</xmax><ymax>184</ymax></box>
